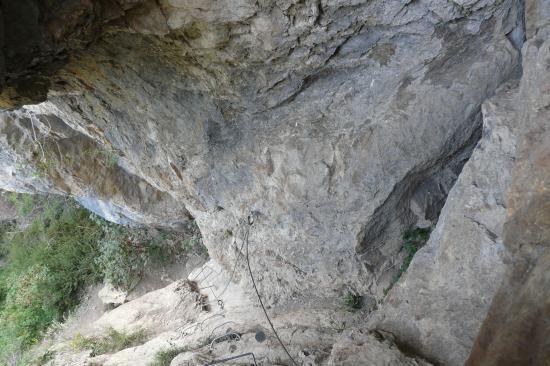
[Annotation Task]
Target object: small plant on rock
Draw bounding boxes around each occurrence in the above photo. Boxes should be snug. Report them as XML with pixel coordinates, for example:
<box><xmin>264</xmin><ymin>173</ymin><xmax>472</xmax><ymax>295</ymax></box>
<box><xmin>384</xmin><ymin>227</ymin><xmax>431</xmax><ymax>295</ymax></box>
<box><xmin>34</xmin><ymin>350</ymin><xmax>55</xmax><ymax>365</ymax></box>
<box><xmin>343</xmin><ymin>291</ymin><xmax>363</xmax><ymax>312</ymax></box>
<box><xmin>83</xmin><ymin>148</ymin><xmax>120</xmax><ymax>168</ymax></box>
<box><xmin>329</xmin><ymin>319</ymin><xmax>346</xmax><ymax>333</ymax></box>
<box><xmin>71</xmin><ymin>328</ymin><xmax>147</xmax><ymax>356</ymax></box>
<box><xmin>149</xmin><ymin>347</ymin><xmax>189</xmax><ymax>366</ymax></box>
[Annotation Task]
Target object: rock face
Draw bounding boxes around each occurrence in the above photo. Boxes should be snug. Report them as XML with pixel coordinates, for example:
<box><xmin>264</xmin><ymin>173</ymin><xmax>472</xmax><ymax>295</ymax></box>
<box><xmin>0</xmin><ymin>0</ymin><xmax>524</xmax><ymax>304</ymax></box>
<box><xmin>2</xmin><ymin>0</ymin><xmax>549</xmax><ymax>365</ymax></box>
<box><xmin>97</xmin><ymin>282</ymin><xmax>128</xmax><ymax>306</ymax></box>
<box><xmin>466</xmin><ymin>1</ymin><xmax>550</xmax><ymax>364</ymax></box>
<box><xmin>0</xmin><ymin>0</ymin><xmax>156</xmax><ymax>109</ymax></box>
<box><xmin>327</xmin><ymin>330</ymin><xmax>433</xmax><ymax>366</ymax></box>
<box><xmin>371</xmin><ymin>80</ymin><xmax>520</xmax><ymax>365</ymax></box>
<box><xmin>0</xmin><ymin>108</ymin><xmax>192</xmax><ymax>227</ymax></box>
<box><xmin>370</xmin><ymin>2</ymin><xmax>550</xmax><ymax>364</ymax></box>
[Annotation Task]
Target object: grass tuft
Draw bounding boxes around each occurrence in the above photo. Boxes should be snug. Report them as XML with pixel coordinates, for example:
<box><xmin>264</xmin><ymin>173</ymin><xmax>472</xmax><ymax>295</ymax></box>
<box><xmin>149</xmin><ymin>347</ymin><xmax>189</xmax><ymax>366</ymax></box>
<box><xmin>71</xmin><ymin>328</ymin><xmax>147</xmax><ymax>356</ymax></box>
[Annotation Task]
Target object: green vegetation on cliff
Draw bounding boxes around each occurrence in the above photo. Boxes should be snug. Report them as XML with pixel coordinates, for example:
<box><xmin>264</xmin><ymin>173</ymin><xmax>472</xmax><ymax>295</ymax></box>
<box><xmin>0</xmin><ymin>194</ymin><xmax>204</xmax><ymax>365</ymax></box>
<box><xmin>384</xmin><ymin>227</ymin><xmax>431</xmax><ymax>296</ymax></box>
<box><xmin>0</xmin><ymin>196</ymin><xmax>103</xmax><ymax>362</ymax></box>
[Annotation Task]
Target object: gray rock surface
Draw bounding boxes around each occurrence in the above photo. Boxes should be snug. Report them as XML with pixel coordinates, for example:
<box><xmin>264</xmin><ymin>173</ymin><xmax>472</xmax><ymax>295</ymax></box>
<box><xmin>467</xmin><ymin>2</ymin><xmax>550</xmax><ymax>364</ymax></box>
<box><xmin>327</xmin><ymin>330</ymin><xmax>432</xmax><ymax>366</ymax></box>
<box><xmin>0</xmin><ymin>0</ymin><xmax>523</xmax><ymax>306</ymax></box>
<box><xmin>44</xmin><ymin>261</ymin><xmax>430</xmax><ymax>366</ymax></box>
<box><xmin>97</xmin><ymin>282</ymin><xmax>128</xmax><ymax>307</ymax></box>
<box><xmin>2</xmin><ymin>0</ymin><xmax>549</xmax><ymax>365</ymax></box>
<box><xmin>0</xmin><ymin>108</ymin><xmax>191</xmax><ymax>227</ymax></box>
<box><xmin>371</xmin><ymin>80</ymin><xmax>520</xmax><ymax>365</ymax></box>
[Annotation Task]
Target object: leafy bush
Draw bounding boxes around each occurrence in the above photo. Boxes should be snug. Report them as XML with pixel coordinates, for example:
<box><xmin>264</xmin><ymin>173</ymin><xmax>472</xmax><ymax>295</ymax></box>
<box><xmin>71</xmin><ymin>328</ymin><xmax>146</xmax><ymax>356</ymax></box>
<box><xmin>95</xmin><ymin>224</ymin><xmax>202</xmax><ymax>291</ymax></box>
<box><xmin>6</xmin><ymin>192</ymin><xmax>34</xmax><ymax>216</ymax></box>
<box><xmin>0</xmin><ymin>194</ymin><xmax>205</xmax><ymax>363</ymax></box>
<box><xmin>94</xmin><ymin>222</ymin><xmax>146</xmax><ymax>291</ymax></box>
<box><xmin>0</xmin><ymin>196</ymin><xmax>104</xmax><ymax>363</ymax></box>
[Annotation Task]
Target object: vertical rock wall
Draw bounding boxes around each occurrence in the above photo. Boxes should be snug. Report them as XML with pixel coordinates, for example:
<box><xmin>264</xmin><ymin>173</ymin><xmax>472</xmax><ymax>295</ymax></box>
<box><xmin>0</xmin><ymin>0</ymin><xmax>524</xmax><ymax>306</ymax></box>
<box><xmin>371</xmin><ymin>80</ymin><xmax>520</xmax><ymax>365</ymax></box>
<box><xmin>466</xmin><ymin>0</ymin><xmax>550</xmax><ymax>363</ymax></box>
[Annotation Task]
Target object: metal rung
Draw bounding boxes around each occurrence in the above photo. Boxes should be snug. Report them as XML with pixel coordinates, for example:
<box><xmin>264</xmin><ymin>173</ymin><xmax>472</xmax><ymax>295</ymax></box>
<box><xmin>205</xmin><ymin>352</ymin><xmax>258</xmax><ymax>365</ymax></box>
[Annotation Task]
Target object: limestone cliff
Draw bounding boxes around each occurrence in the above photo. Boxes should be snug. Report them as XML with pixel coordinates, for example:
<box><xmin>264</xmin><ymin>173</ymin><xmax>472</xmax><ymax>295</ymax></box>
<box><xmin>0</xmin><ymin>0</ymin><xmax>548</xmax><ymax>365</ymax></box>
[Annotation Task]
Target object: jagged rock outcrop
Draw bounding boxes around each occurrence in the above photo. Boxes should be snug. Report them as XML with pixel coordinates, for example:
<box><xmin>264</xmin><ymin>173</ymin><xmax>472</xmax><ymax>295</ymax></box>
<box><xmin>370</xmin><ymin>80</ymin><xmax>520</xmax><ymax>365</ymax></box>
<box><xmin>369</xmin><ymin>2</ymin><xmax>550</xmax><ymax>364</ymax></box>
<box><xmin>0</xmin><ymin>108</ymin><xmax>191</xmax><ymax>227</ymax></box>
<box><xmin>466</xmin><ymin>1</ymin><xmax>550</xmax><ymax>363</ymax></box>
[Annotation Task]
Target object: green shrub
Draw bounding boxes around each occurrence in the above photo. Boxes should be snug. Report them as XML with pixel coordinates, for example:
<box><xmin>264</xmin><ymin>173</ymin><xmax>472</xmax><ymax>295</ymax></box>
<box><xmin>71</xmin><ymin>328</ymin><xmax>147</xmax><ymax>356</ymax></box>
<box><xmin>180</xmin><ymin>236</ymin><xmax>208</xmax><ymax>256</ymax></box>
<box><xmin>0</xmin><ymin>194</ymin><xmax>204</xmax><ymax>363</ymax></box>
<box><xmin>6</xmin><ymin>192</ymin><xmax>35</xmax><ymax>216</ymax></box>
<box><xmin>94</xmin><ymin>223</ymin><xmax>147</xmax><ymax>291</ymax></box>
<box><xmin>95</xmin><ymin>225</ymin><xmax>198</xmax><ymax>291</ymax></box>
<box><xmin>384</xmin><ymin>227</ymin><xmax>431</xmax><ymax>296</ymax></box>
<box><xmin>0</xmin><ymin>196</ymin><xmax>104</xmax><ymax>363</ymax></box>
<box><xmin>343</xmin><ymin>291</ymin><xmax>363</xmax><ymax>312</ymax></box>
<box><xmin>149</xmin><ymin>347</ymin><xmax>189</xmax><ymax>366</ymax></box>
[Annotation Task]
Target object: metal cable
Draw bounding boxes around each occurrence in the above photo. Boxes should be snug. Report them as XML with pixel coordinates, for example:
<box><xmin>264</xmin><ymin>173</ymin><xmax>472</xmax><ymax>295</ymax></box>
<box><xmin>244</xmin><ymin>219</ymin><xmax>300</xmax><ymax>366</ymax></box>
<box><xmin>205</xmin><ymin>352</ymin><xmax>258</xmax><ymax>366</ymax></box>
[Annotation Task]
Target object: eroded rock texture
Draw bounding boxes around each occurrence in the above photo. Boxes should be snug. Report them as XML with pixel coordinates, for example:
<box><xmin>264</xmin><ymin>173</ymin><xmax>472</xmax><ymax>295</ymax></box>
<box><xmin>0</xmin><ymin>0</ymin><xmax>524</xmax><ymax>303</ymax></box>
<box><xmin>371</xmin><ymin>80</ymin><xmax>520</xmax><ymax>365</ymax></box>
<box><xmin>466</xmin><ymin>1</ymin><xmax>550</xmax><ymax>364</ymax></box>
<box><xmin>1</xmin><ymin>0</ymin><xmax>549</xmax><ymax>365</ymax></box>
<box><xmin>371</xmin><ymin>1</ymin><xmax>550</xmax><ymax>364</ymax></box>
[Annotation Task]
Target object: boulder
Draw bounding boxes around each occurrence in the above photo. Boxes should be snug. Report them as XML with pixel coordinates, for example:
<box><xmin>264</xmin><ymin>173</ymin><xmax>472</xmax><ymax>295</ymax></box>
<box><xmin>98</xmin><ymin>282</ymin><xmax>128</xmax><ymax>307</ymax></box>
